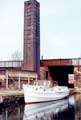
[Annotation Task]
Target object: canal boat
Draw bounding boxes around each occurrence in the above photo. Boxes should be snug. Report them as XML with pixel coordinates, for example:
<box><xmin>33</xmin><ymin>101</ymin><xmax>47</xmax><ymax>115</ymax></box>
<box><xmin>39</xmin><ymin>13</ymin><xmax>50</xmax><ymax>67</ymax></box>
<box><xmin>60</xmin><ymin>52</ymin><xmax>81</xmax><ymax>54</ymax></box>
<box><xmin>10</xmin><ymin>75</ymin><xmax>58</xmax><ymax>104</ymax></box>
<box><xmin>23</xmin><ymin>80</ymin><xmax>69</xmax><ymax>104</ymax></box>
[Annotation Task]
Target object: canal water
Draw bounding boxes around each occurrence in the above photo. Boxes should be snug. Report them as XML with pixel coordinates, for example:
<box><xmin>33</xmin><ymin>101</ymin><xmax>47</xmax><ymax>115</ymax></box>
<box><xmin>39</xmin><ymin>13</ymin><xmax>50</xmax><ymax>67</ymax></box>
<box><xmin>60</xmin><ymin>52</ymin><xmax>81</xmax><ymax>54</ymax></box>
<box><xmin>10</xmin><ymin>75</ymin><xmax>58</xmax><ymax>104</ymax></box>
<box><xmin>0</xmin><ymin>94</ymin><xmax>81</xmax><ymax>120</ymax></box>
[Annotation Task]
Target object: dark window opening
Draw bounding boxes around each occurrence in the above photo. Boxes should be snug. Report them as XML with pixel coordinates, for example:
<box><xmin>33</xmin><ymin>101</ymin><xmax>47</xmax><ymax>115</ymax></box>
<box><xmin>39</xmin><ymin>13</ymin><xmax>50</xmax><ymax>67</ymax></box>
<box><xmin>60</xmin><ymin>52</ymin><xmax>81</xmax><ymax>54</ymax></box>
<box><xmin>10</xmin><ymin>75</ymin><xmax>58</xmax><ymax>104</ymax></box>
<box><xmin>46</xmin><ymin>71</ymin><xmax>48</xmax><ymax>79</ymax></box>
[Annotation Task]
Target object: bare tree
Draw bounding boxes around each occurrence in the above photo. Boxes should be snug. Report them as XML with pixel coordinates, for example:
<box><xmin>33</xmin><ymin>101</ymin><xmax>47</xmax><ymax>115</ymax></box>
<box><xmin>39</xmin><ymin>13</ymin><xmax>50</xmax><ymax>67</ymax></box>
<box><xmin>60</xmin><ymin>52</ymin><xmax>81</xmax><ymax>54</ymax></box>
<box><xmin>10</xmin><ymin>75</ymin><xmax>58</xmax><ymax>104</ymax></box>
<box><xmin>11</xmin><ymin>50</ymin><xmax>23</xmax><ymax>61</ymax></box>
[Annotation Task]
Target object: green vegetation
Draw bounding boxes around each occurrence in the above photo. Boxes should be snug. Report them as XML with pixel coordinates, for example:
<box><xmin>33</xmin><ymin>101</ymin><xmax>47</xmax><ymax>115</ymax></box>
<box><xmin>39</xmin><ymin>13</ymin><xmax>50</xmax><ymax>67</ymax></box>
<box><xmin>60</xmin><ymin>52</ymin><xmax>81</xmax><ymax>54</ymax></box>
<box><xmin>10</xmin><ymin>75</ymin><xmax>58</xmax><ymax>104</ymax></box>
<box><xmin>0</xmin><ymin>90</ymin><xmax>24</xmax><ymax>96</ymax></box>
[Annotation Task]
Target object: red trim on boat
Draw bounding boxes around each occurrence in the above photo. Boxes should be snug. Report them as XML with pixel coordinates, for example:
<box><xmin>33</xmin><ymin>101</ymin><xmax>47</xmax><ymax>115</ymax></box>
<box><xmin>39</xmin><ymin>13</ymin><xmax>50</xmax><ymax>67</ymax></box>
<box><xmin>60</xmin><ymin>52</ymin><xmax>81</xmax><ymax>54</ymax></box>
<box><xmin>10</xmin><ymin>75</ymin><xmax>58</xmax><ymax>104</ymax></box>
<box><xmin>25</xmin><ymin>95</ymin><xmax>69</xmax><ymax>104</ymax></box>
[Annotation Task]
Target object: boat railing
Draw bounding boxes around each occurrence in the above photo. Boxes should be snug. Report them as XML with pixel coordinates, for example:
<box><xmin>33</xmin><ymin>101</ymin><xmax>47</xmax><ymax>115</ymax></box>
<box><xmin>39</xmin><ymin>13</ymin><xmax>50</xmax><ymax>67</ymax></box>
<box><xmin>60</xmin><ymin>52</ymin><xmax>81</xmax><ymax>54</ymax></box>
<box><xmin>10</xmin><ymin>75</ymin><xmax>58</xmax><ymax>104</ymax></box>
<box><xmin>33</xmin><ymin>80</ymin><xmax>51</xmax><ymax>87</ymax></box>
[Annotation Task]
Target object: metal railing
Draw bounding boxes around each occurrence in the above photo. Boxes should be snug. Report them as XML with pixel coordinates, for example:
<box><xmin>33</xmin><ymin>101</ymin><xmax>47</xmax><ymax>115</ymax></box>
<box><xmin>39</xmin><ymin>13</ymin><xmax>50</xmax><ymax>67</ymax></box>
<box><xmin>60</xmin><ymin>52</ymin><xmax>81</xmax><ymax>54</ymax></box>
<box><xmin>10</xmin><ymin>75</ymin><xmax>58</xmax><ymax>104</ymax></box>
<box><xmin>0</xmin><ymin>61</ymin><xmax>22</xmax><ymax>68</ymax></box>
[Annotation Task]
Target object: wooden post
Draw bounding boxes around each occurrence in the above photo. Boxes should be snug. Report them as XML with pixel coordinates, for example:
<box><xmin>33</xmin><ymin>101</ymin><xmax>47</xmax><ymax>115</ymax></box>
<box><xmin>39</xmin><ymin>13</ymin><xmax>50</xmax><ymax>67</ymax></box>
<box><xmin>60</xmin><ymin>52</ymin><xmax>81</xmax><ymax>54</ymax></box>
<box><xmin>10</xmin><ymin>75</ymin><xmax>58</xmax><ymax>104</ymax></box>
<box><xmin>18</xmin><ymin>71</ymin><xmax>21</xmax><ymax>89</ymax></box>
<box><xmin>36</xmin><ymin>74</ymin><xmax>38</xmax><ymax>81</ymax></box>
<box><xmin>28</xmin><ymin>76</ymin><xmax>30</xmax><ymax>85</ymax></box>
<box><xmin>6</xmin><ymin>70</ymin><xmax>8</xmax><ymax>89</ymax></box>
<box><xmin>36</xmin><ymin>74</ymin><xmax>38</xmax><ymax>85</ymax></box>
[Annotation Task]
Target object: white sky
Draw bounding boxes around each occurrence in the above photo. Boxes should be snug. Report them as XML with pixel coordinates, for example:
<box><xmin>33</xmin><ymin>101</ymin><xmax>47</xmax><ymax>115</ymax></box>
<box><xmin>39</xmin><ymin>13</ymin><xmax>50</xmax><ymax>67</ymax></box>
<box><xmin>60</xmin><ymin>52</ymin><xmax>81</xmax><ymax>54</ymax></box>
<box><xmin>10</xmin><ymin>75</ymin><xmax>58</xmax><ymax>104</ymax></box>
<box><xmin>0</xmin><ymin>0</ymin><xmax>81</xmax><ymax>60</ymax></box>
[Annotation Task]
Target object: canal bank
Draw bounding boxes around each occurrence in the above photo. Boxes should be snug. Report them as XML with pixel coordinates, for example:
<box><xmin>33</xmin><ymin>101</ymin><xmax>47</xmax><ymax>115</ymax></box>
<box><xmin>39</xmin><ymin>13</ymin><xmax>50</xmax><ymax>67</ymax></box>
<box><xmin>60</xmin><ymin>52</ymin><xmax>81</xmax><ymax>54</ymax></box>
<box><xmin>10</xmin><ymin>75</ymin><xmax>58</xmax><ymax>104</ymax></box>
<box><xmin>0</xmin><ymin>90</ymin><xmax>24</xmax><ymax>107</ymax></box>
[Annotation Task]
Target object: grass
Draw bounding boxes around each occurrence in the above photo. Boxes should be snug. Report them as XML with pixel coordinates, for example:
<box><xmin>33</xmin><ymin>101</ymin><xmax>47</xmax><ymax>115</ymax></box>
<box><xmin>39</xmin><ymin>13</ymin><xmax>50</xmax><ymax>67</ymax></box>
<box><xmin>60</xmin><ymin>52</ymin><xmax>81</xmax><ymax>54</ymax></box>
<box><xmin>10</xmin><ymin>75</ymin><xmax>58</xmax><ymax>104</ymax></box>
<box><xmin>0</xmin><ymin>90</ymin><xmax>24</xmax><ymax>96</ymax></box>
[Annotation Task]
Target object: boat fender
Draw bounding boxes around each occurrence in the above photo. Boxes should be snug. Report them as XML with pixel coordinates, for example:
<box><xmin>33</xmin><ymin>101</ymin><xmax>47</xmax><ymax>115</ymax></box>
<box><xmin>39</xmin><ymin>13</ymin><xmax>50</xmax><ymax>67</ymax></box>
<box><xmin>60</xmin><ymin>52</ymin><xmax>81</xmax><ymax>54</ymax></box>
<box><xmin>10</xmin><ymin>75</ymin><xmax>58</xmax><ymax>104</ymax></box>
<box><xmin>59</xmin><ymin>88</ymin><xmax>61</xmax><ymax>90</ymax></box>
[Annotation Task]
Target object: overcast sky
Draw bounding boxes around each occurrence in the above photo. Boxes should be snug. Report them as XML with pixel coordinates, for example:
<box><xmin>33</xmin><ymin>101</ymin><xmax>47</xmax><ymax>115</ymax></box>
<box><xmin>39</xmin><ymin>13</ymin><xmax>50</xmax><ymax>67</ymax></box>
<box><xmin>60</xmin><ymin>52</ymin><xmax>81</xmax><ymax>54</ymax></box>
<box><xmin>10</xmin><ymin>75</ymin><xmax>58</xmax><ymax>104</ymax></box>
<box><xmin>0</xmin><ymin>0</ymin><xmax>81</xmax><ymax>60</ymax></box>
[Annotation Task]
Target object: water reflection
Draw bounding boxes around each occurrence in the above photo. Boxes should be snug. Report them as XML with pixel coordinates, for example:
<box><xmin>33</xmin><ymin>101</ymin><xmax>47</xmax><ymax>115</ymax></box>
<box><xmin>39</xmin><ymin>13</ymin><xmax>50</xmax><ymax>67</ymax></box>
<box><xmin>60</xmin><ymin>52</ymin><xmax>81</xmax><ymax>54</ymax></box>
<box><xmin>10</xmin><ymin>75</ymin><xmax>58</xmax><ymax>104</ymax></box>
<box><xmin>23</xmin><ymin>96</ymin><xmax>75</xmax><ymax>120</ymax></box>
<box><xmin>0</xmin><ymin>104</ymin><xmax>24</xmax><ymax>120</ymax></box>
<box><xmin>1</xmin><ymin>94</ymin><xmax>81</xmax><ymax>120</ymax></box>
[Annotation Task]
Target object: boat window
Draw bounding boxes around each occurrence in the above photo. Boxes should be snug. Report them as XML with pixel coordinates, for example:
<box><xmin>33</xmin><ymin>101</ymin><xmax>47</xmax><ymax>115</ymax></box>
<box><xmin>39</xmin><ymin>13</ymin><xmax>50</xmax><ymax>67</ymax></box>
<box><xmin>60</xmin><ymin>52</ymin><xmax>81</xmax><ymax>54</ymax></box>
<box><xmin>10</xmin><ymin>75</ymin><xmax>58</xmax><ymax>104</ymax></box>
<box><xmin>36</xmin><ymin>87</ymin><xmax>38</xmax><ymax>91</ymax></box>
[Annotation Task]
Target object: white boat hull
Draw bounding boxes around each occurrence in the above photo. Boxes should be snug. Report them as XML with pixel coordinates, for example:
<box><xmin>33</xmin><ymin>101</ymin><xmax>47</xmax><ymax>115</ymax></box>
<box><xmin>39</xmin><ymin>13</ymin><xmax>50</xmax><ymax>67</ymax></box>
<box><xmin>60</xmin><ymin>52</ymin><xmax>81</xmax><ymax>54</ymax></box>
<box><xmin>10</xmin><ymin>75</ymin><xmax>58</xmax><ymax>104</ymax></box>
<box><xmin>23</xmin><ymin>85</ymin><xmax>69</xmax><ymax>104</ymax></box>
